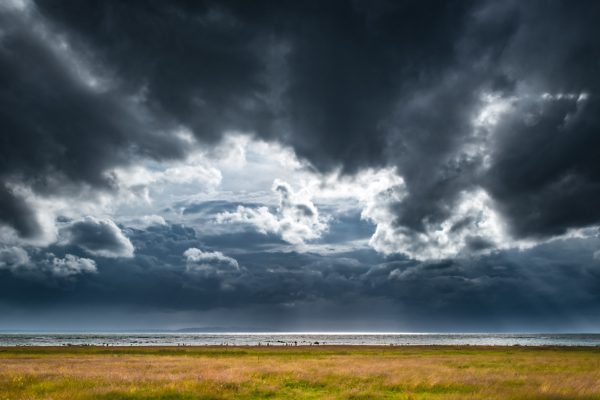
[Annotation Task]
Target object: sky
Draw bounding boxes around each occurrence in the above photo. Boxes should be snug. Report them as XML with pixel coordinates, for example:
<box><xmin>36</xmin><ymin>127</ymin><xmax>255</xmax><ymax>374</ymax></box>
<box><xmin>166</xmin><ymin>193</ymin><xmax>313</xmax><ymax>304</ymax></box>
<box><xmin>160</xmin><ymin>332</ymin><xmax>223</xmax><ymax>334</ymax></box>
<box><xmin>1</xmin><ymin>0</ymin><xmax>600</xmax><ymax>332</ymax></box>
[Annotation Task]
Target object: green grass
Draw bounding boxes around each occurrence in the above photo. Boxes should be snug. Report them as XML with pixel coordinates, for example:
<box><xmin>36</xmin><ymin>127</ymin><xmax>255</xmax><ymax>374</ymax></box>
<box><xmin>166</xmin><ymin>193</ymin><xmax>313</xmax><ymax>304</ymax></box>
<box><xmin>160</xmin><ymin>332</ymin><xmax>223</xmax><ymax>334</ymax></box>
<box><xmin>1</xmin><ymin>346</ymin><xmax>600</xmax><ymax>399</ymax></box>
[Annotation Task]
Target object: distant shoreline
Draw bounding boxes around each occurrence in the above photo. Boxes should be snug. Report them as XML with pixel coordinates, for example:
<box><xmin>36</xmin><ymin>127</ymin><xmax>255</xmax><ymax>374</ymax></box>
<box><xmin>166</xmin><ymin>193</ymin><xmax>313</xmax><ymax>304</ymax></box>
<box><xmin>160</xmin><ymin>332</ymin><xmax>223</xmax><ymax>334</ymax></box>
<box><xmin>2</xmin><ymin>332</ymin><xmax>600</xmax><ymax>347</ymax></box>
<box><xmin>2</xmin><ymin>344</ymin><xmax>600</xmax><ymax>349</ymax></box>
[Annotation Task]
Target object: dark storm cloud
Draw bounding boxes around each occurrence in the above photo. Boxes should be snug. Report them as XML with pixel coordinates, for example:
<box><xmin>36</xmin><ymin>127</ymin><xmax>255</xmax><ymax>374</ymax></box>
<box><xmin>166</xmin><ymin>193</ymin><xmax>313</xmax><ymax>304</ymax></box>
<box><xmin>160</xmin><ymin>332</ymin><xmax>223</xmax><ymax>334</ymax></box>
<box><xmin>62</xmin><ymin>217</ymin><xmax>134</xmax><ymax>258</ymax></box>
<box><xmin>485</xmin><ymin>95</ymin><xmax>600</xmax><ymax>238</ymax></box>
<box><xmin>0</xmin><ymin>10</ymin><xmax>185</xmax><ymax>184</ymax></box>
<box><xmin>2</xmin><ymin>0</ymin><xmax>600</xmax><ymax>247</ymax></box>
<box><xmin>33</xmin><ymin>0</ymin><xmax>478</xmax><ymax>173</ymax></box>
<box><xmin>0</xmin><ymin>184</ymin><xmax>39</xmax><ymax>238</ymax></box>
<box><xmin>0</xmin><ymin>2</ymin><xmax>187</xmax><ymax>236</ymax></box>
<box><xmin>31</xmin><ymin>0</ymin><xmax>277</xmax><ymax>143</ymax></box>
<box><xmin>387</xmin><ymin>0</ymin><xmax>600</xmax><ymax>240</ymax></box>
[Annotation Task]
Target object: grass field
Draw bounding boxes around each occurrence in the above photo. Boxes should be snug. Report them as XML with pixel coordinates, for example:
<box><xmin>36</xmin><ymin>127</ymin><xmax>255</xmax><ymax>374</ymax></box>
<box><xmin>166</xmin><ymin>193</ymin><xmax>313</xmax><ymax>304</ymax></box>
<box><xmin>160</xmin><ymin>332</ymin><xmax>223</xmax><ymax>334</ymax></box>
<box><xmin>1</xmin><ymin>346</ymin><xmax>600</xmax><ymax>399</ymax></box>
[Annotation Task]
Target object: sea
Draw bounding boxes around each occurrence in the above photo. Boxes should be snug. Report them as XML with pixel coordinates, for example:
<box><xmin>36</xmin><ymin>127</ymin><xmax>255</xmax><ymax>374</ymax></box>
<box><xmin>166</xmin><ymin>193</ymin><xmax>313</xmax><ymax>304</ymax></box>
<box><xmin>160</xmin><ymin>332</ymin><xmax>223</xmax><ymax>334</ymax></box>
<box><xmin>1</xmin><ymin>333</ymin><xmax>600</xmax><ymax>347</ymax></box>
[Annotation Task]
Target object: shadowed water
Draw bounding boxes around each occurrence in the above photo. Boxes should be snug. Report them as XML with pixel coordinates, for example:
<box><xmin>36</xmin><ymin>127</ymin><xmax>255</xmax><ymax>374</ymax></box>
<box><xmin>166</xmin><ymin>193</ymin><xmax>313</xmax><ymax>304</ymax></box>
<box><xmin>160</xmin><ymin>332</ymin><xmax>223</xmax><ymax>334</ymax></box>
<box><xmin>1</xmin><ymin>333</ymin><xmax>600</xmax><ymax>346</ymax></box>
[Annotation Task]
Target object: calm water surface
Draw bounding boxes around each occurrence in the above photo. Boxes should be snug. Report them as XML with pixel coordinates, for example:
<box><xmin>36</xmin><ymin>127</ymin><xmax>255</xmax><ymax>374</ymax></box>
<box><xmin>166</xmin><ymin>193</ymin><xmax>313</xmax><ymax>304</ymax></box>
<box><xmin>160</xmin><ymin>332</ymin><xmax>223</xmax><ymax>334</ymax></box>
<box><xmin>1</xmin><ymin>333</ymin><xmax>600</xmax><ymax>347</ymax></box>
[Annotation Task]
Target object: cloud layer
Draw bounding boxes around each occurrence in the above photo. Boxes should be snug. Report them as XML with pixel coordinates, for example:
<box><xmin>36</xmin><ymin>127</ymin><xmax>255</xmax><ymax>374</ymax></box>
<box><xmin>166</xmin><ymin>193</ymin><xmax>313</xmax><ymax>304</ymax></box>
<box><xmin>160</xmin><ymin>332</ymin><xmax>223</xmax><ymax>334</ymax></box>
<box><xmin>1</xmin><ymin>222</ymin><xmax>599</xmax><ymax>331</ymax></box>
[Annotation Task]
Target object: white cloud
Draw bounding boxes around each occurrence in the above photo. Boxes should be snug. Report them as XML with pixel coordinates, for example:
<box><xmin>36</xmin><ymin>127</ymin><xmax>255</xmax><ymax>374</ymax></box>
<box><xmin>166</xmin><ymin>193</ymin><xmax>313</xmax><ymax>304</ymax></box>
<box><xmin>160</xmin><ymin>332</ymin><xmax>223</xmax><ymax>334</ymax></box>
<box><xmin>217</xmin><ymin>205</ymin><xmax>279</xmax><ymax>233</ymax></box>
<box><xmin>183</xmin><ymin>248</ymin><xmax>241</xmax><ymax>291</ymax></box>
<box><xmin>111</xmin><ymin>157</ymin><xmax>222</xmax><ymax>194</ymax></box>
<box><xmin>43</xmin><ymin>253</ymin><xmax>97</xmax><ymax>278</ymax></box>
<box><xmin>473</xmin><ymin>92</ymin><xmax>517</xmax><ymax>129</ymax></box>
<box><xmin>184</xmin><ymin>247</ymin><xmax>239</xmax><ymax>272</ymax></box>
<box><xmin>208</xmin><ymin>134</ymin><xmax>249</xmax><ymax>170</ymax></box>
<box><xmin>367</xmin><ymin>188</ymin><xmax>519</xmax><ymax>260</ymax></box>
<box><xmin>216</xmin><ymin>179</ymin><xmax>328</xmax><ymax>245</ymax></box>
<box><xmin>161</xmin><ymin>163</ymin><xmax>222</xmax><ymax>186</ymax></box>
<box><xmin>122</xmin><ymin>214</ymin><xmax>167</xmax><ymax>229</ymax></box>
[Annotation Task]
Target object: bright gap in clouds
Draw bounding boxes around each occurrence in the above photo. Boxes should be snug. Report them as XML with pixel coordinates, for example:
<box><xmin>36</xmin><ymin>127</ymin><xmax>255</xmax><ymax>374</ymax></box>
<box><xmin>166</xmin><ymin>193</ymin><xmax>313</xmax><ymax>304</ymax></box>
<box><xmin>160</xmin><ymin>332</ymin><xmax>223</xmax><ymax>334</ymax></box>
<box><xmin>110</xmin><ymin>133</ymin><xmax>388</xmax><ymax>251</ymax></box>
<box><xmin>5</xmin><ymin>128</ymin><xmax>562</xmax><ymax>263</ymax></box>
<box><xmin>102</xmin><ymin>132</ymin><xmax>517</xmax><ymax>260</ymax></box>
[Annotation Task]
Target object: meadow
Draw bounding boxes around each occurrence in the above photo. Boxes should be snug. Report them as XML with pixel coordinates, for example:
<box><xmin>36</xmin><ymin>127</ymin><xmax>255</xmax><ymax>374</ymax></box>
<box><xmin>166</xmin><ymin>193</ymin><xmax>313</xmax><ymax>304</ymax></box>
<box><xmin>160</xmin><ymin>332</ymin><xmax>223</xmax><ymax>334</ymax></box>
<box><xmin>1</xmin><ymin>345</ymin><xmax>600</xmax><ymax>399</ymax></box>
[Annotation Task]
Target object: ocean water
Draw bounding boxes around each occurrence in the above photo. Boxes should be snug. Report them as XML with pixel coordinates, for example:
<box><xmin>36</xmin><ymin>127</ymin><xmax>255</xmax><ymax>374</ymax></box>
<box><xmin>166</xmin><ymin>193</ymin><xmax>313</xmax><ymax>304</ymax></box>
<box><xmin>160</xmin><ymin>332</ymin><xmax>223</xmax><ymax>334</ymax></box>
<box><xmin>1</xmin><ymin>333</ymin><xmax>600</xmax><ymax>347</ymax></box>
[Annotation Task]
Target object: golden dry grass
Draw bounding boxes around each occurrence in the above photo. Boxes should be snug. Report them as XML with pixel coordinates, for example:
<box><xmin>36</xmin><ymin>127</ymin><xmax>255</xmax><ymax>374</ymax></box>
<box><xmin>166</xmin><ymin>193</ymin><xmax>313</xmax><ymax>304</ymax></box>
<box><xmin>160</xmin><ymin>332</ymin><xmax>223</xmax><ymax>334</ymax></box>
<box><xmin>1</xmin><ymin>346</ymin><xmax>600</xmax><ymax>399</ymax></box>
